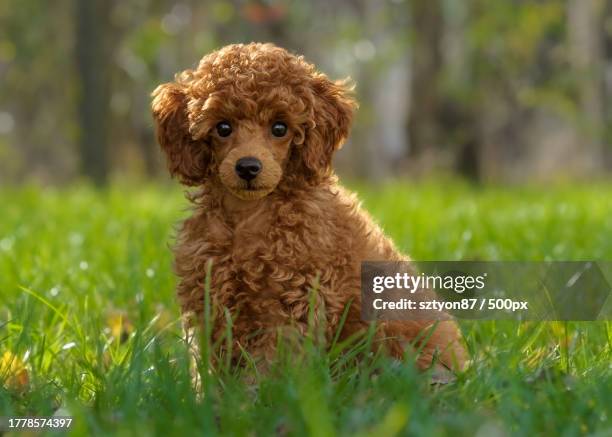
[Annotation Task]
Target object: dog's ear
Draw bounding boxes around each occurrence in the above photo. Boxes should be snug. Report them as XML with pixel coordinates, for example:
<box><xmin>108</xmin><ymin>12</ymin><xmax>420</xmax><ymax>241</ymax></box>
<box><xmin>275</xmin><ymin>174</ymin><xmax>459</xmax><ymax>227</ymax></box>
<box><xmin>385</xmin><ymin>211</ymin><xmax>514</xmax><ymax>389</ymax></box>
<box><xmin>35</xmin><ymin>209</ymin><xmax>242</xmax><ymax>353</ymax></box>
<box><xmin>151</xmin><ymin>82</ymin><xmax>211</xmax><ymax>186</ymax></box>
<box><xmin>301</xmin><ymin>75</ymin><xmax>357</xmax><ymax>181</ymax></box>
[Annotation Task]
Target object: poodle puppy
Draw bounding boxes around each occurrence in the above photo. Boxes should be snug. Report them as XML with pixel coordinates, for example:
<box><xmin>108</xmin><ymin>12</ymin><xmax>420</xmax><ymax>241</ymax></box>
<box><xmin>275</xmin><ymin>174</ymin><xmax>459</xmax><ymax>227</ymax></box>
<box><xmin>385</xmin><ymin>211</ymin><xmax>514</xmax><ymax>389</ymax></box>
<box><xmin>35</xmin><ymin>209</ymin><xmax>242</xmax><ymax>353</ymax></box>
<box><xmin>151</xmin><ymin>43</ymin><xmax>465</xmax><ymax>372</ymax></box>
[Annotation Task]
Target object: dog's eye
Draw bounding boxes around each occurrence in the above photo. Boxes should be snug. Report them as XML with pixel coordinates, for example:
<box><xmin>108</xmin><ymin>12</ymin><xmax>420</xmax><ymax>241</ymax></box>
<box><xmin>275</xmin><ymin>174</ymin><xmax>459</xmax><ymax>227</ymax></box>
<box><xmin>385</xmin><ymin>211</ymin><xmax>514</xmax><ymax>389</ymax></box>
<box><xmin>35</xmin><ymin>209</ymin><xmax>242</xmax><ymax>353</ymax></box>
<box><xmin>271</xmin><ymin>122</ymin><xmax>287</xmax><ymax>138</ymax></box>
<box><xmin>216</xmin><ymin>121</ymin><xmax>232</xmax><ymax>137</ymax></box>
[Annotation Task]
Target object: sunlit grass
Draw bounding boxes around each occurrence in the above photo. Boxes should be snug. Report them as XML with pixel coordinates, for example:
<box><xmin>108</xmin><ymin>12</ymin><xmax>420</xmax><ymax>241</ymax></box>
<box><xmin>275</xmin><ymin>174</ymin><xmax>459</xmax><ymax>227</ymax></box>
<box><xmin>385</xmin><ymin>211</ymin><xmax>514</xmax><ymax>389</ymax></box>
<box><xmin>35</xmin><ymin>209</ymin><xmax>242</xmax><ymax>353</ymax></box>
<box><xmin>0</xmin><ymin>181</ymin><xmax>611</xmax><ymax>435</ymax></box>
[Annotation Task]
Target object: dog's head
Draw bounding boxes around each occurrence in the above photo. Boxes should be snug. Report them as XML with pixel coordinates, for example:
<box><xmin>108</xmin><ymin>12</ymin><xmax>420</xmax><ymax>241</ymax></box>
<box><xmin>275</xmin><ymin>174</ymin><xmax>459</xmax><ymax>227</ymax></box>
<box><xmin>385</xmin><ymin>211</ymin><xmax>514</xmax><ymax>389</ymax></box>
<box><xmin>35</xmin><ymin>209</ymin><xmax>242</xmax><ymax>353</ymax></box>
<box><xmin>152</xmin><ymin>43</ymin><xmax>357</xmax><ymax>200</ymax></box>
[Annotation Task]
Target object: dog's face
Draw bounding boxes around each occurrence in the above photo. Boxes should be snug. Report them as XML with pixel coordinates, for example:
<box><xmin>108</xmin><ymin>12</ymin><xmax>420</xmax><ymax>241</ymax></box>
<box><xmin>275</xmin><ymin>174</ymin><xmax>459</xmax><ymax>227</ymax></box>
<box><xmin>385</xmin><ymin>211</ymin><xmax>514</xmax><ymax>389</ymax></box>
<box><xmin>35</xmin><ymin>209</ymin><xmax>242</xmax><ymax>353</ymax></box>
<box><xmin>214</xmin><ymin>119</ymin><xmax>290</xmax><ymax>200</ymax></box>
<box><xmin>152</xmin><ymin>43</ymin><xmax>357</xmax><ymax>198</ymax></box>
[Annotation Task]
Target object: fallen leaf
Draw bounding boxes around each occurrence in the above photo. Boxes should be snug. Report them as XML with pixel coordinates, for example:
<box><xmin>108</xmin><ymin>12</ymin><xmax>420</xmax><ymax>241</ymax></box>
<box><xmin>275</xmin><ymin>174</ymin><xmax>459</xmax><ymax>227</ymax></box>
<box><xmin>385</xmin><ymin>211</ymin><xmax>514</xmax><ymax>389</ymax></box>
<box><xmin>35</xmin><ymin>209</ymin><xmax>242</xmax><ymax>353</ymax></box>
<box><xmin>0</xmin><ymin>350</ymin><xmax>29</xmax><ymax>391</ymax></box>
<box><xmin>107</xmin><ymin>311</ymin><xmax>134</xmax><ymax>343</ymax></box>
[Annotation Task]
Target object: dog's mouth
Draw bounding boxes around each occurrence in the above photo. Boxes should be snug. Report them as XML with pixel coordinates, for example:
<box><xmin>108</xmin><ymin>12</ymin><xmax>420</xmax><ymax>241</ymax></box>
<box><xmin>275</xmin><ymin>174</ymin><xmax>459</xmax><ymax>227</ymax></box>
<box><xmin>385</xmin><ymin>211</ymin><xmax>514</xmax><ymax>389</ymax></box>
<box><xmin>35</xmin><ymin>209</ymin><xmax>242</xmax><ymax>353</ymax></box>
<box><xmin>245</xmin><ymin>180</ymin><xmax>261</xmax><ymax>191</ymax></box>
<box><xmin>227</xmin><ymin>181</ymin><xmax>275</xmax><ymax>200</ymax></box>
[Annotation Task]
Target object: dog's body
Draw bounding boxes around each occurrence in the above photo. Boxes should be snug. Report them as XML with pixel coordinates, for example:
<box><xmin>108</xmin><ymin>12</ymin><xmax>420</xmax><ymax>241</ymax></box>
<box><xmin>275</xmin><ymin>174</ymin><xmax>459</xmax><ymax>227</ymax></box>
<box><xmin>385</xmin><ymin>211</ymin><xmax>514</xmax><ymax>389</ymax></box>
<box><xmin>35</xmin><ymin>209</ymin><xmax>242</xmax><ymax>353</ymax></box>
<box><xmin>152</xmin><ymin>43</ymin><xmax>465</xmax><ymax>372</ymax></box>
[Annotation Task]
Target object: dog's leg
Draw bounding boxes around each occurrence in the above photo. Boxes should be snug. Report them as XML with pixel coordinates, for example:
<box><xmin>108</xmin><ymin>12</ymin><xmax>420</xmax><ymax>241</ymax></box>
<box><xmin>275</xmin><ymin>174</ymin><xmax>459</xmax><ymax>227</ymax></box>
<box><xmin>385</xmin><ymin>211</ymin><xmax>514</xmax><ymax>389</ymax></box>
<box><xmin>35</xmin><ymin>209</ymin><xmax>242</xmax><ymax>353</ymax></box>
<box><xmin>415</xmin><ymin>320</ymin><xmax>466</xmax><ymax>371</ymax></box>
<box><xmin>382</xmin><ymin>320</ymin><xmax>467</xmax><ymax>372</ymax></box>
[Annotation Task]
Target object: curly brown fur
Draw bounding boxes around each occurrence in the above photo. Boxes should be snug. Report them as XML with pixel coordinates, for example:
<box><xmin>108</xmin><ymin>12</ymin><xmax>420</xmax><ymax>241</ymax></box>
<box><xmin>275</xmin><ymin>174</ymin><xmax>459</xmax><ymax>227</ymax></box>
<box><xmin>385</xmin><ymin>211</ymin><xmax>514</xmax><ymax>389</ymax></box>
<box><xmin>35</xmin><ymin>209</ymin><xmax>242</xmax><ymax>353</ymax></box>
<box><xmin>152</xmin><ymin>43</ymin><xmax>466</xmax><ymax>375</ymax></box>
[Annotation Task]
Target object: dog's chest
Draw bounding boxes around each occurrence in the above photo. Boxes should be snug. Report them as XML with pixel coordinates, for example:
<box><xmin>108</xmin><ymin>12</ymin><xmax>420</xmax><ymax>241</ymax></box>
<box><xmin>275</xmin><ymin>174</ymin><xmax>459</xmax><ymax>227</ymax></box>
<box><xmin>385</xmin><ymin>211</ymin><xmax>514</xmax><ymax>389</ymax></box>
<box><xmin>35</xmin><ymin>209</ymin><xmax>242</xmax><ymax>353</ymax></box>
<box><xmin>199</xmin><ymin>209</ymin><xmax>356</xmax><ymax>315</ymax></box>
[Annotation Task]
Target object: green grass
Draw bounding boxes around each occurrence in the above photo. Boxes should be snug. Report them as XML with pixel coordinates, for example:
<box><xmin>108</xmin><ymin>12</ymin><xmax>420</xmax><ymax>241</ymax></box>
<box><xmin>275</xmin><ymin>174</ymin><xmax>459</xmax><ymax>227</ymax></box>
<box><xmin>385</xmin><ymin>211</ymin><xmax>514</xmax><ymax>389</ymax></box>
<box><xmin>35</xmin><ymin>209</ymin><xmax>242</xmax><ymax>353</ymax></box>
<box><xmin>0</xmin><ymin>181</ymin><xmax>611</xmax><ymax>436</ymax></box>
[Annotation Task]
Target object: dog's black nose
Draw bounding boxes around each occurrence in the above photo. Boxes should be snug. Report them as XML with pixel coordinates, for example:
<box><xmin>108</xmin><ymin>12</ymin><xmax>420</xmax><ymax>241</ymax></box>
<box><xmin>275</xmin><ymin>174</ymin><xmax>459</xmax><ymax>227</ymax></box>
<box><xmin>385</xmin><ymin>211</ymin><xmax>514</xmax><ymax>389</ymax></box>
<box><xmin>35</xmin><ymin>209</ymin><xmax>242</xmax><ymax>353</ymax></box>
<box><xmin>235</xmin><ymin>157</ymin><xmax>262</xmax><ymax>181</ymax></box>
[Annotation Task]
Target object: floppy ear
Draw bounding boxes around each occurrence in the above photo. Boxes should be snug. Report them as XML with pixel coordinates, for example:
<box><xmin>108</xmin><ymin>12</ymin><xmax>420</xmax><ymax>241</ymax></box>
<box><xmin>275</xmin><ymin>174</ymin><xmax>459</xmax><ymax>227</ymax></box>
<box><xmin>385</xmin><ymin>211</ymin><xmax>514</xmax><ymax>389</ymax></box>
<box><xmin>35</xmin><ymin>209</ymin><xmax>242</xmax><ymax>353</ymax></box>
<box><xmin>151</xmin><ymin>83</ymin><xmax>211</xmax><ymax>186</ymax></box>
<box><xmin>301</xmin><ymin>76</ymin><xmax>357</xmax><ymax>181</ymax></box>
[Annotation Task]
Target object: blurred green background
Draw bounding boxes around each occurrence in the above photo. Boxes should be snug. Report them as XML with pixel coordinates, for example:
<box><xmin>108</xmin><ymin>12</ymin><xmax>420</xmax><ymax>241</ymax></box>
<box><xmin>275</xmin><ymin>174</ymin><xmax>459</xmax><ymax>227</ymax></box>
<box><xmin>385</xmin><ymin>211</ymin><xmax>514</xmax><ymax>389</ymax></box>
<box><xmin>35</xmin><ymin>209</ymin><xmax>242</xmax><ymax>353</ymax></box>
<box><xmin>1</xmin><ymin>0</ymin><xmax>612</xmax><ymax>186</ymax></box>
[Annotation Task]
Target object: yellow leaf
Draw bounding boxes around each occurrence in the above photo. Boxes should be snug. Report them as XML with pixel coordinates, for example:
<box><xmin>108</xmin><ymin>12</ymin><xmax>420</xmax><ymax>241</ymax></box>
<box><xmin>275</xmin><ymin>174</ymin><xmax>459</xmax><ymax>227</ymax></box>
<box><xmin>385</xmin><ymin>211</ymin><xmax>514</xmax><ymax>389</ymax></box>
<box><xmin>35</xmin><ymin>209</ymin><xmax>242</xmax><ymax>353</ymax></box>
<box><xmin>107</xmin><ymin>312</ymin><xmax>134</xmax><ymax>343</ymax></box>
<box><xmin>0</xmin><ymin>351</ymin><xmax>29</xmax><ymax>391</ymax></box>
